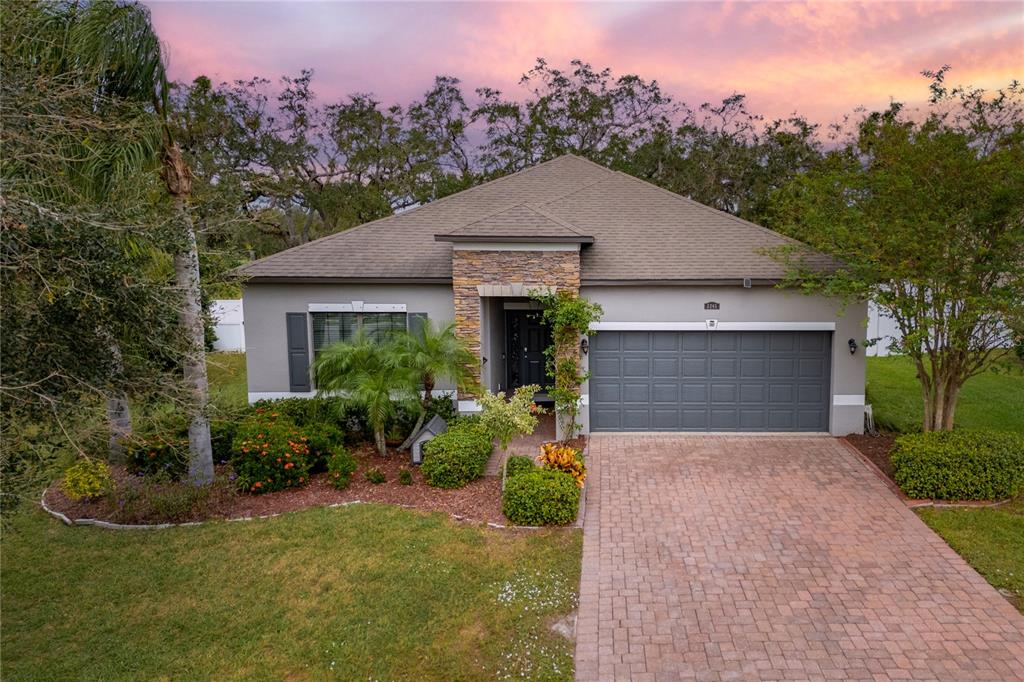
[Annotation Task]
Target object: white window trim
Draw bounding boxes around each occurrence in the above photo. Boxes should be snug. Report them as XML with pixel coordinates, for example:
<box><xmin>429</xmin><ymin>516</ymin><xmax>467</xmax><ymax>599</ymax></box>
<box><xmin>308</xmin><ymin>302</ymin><xmax>407</xmax><ymax>313</ymax></box>
<box><xmin>589</xmin><ymin>321</ymin><xmax>837</xmax><ymax>331</ymax></box>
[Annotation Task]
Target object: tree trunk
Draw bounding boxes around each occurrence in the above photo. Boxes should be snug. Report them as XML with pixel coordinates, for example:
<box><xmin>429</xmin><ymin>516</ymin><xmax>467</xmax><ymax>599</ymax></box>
<box><xmin>373</xmin><ymin>426</ymin><xmax>388</xmax><ymax>457</ymax></box>
<box><xmin>106</xmin><ymin>393</ymin><xmax>132</xmax><ymax>464</ymax></box>
<box><xmin>920</xmin><ymin>365</ymin><xmax>961</xmax><ymax>432</ymax></box>
<box><xmin>164</xmin><ymin>143</ymin><xmax>213</xmax><ymax>484</ymax></box>
<box><xmin>399</xmin><ymin>375</ymin><xmax>434</xmax><ymax>451</ymax></box>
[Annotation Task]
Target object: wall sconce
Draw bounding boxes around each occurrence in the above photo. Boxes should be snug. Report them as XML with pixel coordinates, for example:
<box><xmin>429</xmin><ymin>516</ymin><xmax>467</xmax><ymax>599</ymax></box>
<box><xmin>580</xmin><ymin>337</ymin><xmax>590</xmax><ymax>355</ymax></box>
<box><xmin>848</xmin><ymin>338</ymin><xmax>858</xmax><ymax>355</ymax></box>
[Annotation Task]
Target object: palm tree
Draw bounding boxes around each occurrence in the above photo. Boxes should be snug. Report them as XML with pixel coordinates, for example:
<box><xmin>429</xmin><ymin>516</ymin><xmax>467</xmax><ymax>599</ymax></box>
<box><xmin>391</xmin><ymin>322</ymin><xmax>479</xmax><ymax>449</ymax></box>
<box><xmin>57</xmin><ymin>1</ymin><xmax>215</xmax><ymax>482</ymax></box>
<box><xmin>313</xmin><ymin>331</ymin><xmax>420</xmax><ymax>456</ymax></box>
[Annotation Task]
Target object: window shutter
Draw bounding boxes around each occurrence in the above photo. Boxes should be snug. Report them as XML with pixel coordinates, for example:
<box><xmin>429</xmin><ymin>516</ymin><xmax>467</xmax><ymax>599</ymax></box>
<box><xmin>408</xmin><ymin>312</ymin><xmax>428</xmax><ymax>340</ymax></box>
<box><xmin>285</xmin><ymin>313</ymin><xmax>311</xmax><ymax>392</ymax></box>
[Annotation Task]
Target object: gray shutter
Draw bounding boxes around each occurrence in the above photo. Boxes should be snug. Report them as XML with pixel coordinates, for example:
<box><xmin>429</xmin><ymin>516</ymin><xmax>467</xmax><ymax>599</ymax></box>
<box><xmin>286</xmin><ymin>313</ymin><xmax>311</xmax><ymax>392</ymax></box>
<box><xmin>408</xmin><ymin>312</ymin><xmax>428</xmax><ymax>340</ymax></box>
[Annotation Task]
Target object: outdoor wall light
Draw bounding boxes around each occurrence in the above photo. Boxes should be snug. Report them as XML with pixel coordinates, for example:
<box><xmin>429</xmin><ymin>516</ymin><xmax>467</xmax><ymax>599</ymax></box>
<box><xmin>848</xmin><ymin>338</ymin><xmax>858</xmax><ymax>355</ymax></box>
<box><xmin>580</xmin><ymin>337</ymin><xmax>590</xmax><ymax>355</ymax></box>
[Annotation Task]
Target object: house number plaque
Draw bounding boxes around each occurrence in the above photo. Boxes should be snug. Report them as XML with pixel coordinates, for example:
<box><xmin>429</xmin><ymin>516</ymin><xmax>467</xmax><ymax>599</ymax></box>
<box><xmin>704</xmin><ymin>301</ymin><xmax>720</xmax><ymax>310</ymax></box>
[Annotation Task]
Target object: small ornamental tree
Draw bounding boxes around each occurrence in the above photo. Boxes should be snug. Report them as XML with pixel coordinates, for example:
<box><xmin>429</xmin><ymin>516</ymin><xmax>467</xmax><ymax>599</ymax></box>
<box><xmin>529</xmin><ymin>289</ymin><xmax>603</xmax><ymax>438</ymax></box>
<box><xmin>768</xmin><ymin>68</ymin><xmax>1023</xmax><ymax>432</ymax></box>
<box><xmin>479</xmin><ymin>385</ymin><xmax>543</xmax><ymax>451</ymax></box>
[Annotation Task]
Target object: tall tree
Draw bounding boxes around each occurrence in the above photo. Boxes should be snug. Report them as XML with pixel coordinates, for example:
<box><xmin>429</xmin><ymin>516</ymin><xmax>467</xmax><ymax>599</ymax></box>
<box><xmin>769</xmin><ymin>69</ymin><xmax>1023</xmax><ymax>431</ymax></box>
<box><xmin>66</xmin><ymin>0</ymin><xmax>215</xmax><ymax>481</ymax></box>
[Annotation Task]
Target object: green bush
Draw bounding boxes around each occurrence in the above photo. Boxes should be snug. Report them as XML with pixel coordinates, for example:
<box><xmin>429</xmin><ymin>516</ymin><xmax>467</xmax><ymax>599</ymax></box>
<box><xmin>231</xmin><ymin>413</ymin><xmax>312</xmax><ymax>494</ymax></box>
<box><xmin>126</xmin><ymin>435</ymin><xmax>189</xmax><ymax>479</ymax></box>
<box><xmin>326</xmin><ymin>449</ymin><xmax>357</xmax><ymax>490</ymax></box>
<box><xmin>421</xmin><ymin>422</ymin><xmax>494</xmax><ymax>489</ymax></box>
<box><xmin>502</xmin><ymin>469</ymin><xmax>580</xmax><ymax>526</ymax></box>
<box><xmin>890</xmin><ymin>430</ymin><xmax>1024</xmax><ymax>501</ymax></box>
<box><xmin>398</xmin><ymin>468</ymin><xmax>413</xmax><ymax>485</ymax></box>
<box><xmin>61</xmin><ymin>459</ymin><xmax>112</xmax><ymax>501</ymax></box>
<box><xmin>210</xmin><ymin>420</ymin><xmax>237</xmax><ymax>464</ymax></box>
<box><xmin>505</xmin><ymin>455</ymin><xmax>535</xmax><ymax>478</ymax></box>
<box><xmin>302</xmin><ymin>421</ymin><xmax>346</xmax><ymax>470</ymax></box>
<box><xmin>364</xmin><ymin>467</ymin><xmax>386</xmax><ymax>484</ymax></box>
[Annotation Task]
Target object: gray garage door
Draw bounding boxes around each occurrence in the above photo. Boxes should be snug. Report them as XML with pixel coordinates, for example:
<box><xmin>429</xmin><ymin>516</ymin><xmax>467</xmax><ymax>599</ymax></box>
<box><xmin>589</xmin><ymin>331</ymin><xmax>831</xmax><ymax>432</ymax></box>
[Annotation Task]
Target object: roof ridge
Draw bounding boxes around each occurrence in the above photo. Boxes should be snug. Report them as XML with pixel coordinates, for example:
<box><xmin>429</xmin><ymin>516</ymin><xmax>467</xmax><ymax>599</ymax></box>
<box><xmin>610</xmin><ymin>170</ymin><xmax>813</xmax><ymax>251</ymax></box>
<box><xmin>240</xmin><ymin>155</ymin><xmax>600</xmax><ymax>273</ymax></box>
<box><xmin>524</xmin><ymin>203</ymin><xmax>588</xmax><ymax>236</ymax></box>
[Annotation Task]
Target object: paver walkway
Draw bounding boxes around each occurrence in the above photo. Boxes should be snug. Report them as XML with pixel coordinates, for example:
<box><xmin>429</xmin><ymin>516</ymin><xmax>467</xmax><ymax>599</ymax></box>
<box><xmin>574</xmin><ymin>435</ymin><xmax>1024</xmax><ymax>681</ymax></box>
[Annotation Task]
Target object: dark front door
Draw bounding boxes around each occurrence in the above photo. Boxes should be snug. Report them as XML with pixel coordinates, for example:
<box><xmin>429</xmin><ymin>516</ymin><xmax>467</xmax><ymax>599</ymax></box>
<box><xmin>505</xmin><ymin>310</ymin><xmax>552</xmax><ymax>391</ymax></box>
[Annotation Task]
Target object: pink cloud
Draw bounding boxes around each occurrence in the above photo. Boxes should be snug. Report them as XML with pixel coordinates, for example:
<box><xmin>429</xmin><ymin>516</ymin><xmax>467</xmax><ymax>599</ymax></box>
<box><xmin>145</xmin><ymin>1</ymin><xmax>1024</xmax><ymax>124</ymax></box>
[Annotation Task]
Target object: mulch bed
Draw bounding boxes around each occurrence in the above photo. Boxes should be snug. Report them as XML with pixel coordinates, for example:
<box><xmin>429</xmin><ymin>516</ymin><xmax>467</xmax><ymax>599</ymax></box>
<box><xmin>44</xmin><ymin>443</ymin><xmax>507</xmax><ymax>526</ymax></box>
<box><xmin>844</xmin><ymin>432</ymin><xmax>897</xmax><ymax>480</ymax></box>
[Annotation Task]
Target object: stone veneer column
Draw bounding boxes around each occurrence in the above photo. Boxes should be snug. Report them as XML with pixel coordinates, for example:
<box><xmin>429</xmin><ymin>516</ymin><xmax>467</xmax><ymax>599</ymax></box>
<box><xmin>451</xmin><ymin>249</ymin><xmax>581</xmax><ymax>397</ymax></box>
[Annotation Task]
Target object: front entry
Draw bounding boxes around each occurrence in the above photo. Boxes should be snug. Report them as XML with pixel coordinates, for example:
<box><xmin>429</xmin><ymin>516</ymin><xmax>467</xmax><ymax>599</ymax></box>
<box><xmin>505</xmin><ymin>310</ymin><xmax>552</xmax><ymax>391</ymax></box>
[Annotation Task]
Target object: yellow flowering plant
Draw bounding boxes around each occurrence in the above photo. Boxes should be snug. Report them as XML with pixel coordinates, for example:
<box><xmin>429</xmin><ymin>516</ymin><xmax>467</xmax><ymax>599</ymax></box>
<box><xmin>537</xmin><ymin>442</ymin><xmax>586</xmax><ymax>488</ymax></box>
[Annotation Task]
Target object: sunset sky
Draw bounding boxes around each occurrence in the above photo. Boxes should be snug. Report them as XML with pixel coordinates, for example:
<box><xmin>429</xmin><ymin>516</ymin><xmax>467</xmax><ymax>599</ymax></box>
<box><xmin>146</xmin><ymin>1</ymin><xmax>1023</xmax><ymax>125</ymax></box>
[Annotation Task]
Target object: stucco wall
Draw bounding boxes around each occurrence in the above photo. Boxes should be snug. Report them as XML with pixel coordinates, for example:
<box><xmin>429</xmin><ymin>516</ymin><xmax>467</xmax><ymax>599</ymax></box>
<box><xmin>242</xmin><ymin>282</ymin><xmax>455</xmax><ymax>398</ymax></box>
<box><xmin>581</xmin><ymin>285</ymin><xmax>868</xmax><ymax>436</ymax></box>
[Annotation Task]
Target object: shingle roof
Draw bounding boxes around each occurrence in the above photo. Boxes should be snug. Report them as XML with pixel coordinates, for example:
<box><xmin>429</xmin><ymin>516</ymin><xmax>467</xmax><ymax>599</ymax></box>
<box><xmin>238</xmin><ymin>154</ymin><xmax>832</xmax><ymax>283</ymax></box>
<box><xmin>435</xmin><ymin>204</ymin><xmax>593</xmax><ymax>243</ymax></box>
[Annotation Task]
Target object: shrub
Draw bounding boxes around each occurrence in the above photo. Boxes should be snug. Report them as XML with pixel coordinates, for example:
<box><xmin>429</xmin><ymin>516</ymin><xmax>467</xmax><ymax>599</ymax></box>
<box><xmin>398</xmin><ymin>468</ymin><xmax>413</xmax><ymax>485</ymax></box>
<box><xmin>61</xmin><ymin>459</ymin><xmax>112</xmax><ymax>501</ymax></box>
<box><xmin>479</xmin><ymin>385</ymin><xmax>542</xmax><ymax>449</ymax></box>
<box><xmin>325</xmin><ymin>449</ymin><xmax>357</xmax><ymax>490</ymax></box>
<box><xmin>890</xmin><ymin>430</ymin><xmax>1024</xmax><ymax>501</ymax></box>
<box><xmin>209</xmin><ymin>420</ymin><xmax>237</xmax><ymax>464</ymax></box>
<box><xmin>421</xmin><ymin>421</ymin><xmax>494</xmax><ymax>489</ymax></box>
<box><xmin>126</xmin><ymin>435</ymin><xmax>188</xmax><ymax>479</ymax></box>
<box><xmin>364</xmin><ymin>467</ymin><xmax>386</xmax><ymax>484</ymax></box>
<box><xmin>302</xmin><ymin>421</ymin><xmax>346</xmax><ymax>470</ymax></box>
<box><xmin>502</xmin><ymin>469</ymin><xmax>580</xmax><ymax>526</ymax></box>
<box><xmin>231</xmin><ymin>414</ymin><xmax>312</xmax><ymax>494</ymax></box>
<box><xmin>537</xmin><ymin>443</ymin><xmax>586</xmax><ymax>487</ymax></box>
<box><xmin>505</xmin><ymin>455</ymin><xmax>535</xmax><ymax>478</ymax></box>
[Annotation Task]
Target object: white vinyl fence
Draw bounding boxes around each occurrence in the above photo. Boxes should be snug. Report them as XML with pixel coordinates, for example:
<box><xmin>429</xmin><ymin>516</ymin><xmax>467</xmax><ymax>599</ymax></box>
<box><xmin>211</xmin><ymin>299</ymin><xmax>245</xmax><ymax>352</ymax></box>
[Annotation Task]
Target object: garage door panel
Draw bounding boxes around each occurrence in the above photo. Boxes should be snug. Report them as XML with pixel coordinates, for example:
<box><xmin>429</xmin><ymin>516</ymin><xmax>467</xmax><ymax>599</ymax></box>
<box><xmin>711</xmin><ymin>383</ymin><xmax>737</xmax><ymax>403</ymax></box>
<box><xmin>652</xmin><ymin>357</ymin><xmax>678</xmax><ymax>377</ymax></box>
<box><xmin>622</xmin><ymin>358</ymin><xmax>650</xmax><ymax>378</ymax></box>
<box><xmin>652</xmin><ymin>333</ymin><xmax>679</xmax><ymax>351</ymax></box>
<box><xmin>590</xmin><ymin>331</ymin><xmax>830</xmax><ymax>432</ymax></box>
<box><xmin>711</xmin><ymin>358</ymin><xmax>737</xmax><ymax>378</ymax></box>
<box><xmin>622</xmin><ymin>383</ymin><xmax>650</xmax><ymax>402</ymax></box>
<box><xmin>622</xmin><ymin>409</ymin><xmax>650</xmax><ymax>429</ymax></box>
<box><xmin>652</xmin><ymin>383</ymin><xmax>680</xmax><ymax>402</ymax></box>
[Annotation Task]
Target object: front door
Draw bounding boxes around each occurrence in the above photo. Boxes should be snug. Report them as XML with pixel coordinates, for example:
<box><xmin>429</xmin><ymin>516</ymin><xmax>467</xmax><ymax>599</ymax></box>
<box><xmin>505</xmin><ymin>310</ymin><xmax>552</xmax><ymax>391</ymax></box>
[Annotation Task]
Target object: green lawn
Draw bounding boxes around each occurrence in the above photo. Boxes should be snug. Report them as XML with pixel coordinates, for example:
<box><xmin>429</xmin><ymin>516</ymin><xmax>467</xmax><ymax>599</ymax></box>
<box><xmin>918</xmin><ymin>498</ymin><xmax>1024</xmax><ymax>610</ymax></box>
<box><xmin>866</xmin><ymin>354</ymin><xmax>1024</xmax><ymax>433</ymax></box>
<box><xmin>207</xmin><ymin>351</ymin><xmax>248</xmax><ymax>413</ymax></box>
<box><xmin>1</xmin><ymin>506</ymin><xmax>581</xmax><ymax>680</ymax></box>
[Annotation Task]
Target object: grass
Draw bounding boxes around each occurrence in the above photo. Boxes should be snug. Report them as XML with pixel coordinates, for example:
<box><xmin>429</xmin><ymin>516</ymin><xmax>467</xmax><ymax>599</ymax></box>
<box><xmin>1</xmin><ymin>506</ymin><xmax>582</xmax><ymax>680</ymax></box>
<box><xmin>917</xmin><ymin>498</ymin><xmax>1024</xmax><ymax>611</ymax></box>
<box><xmin>207</xmin><ymin>351</ymin><xmax>248</xmax><ymax>413</ymax></box>
<box><xmin>866</xmin><ymin>353</ymin><xmax>1024</xmax><ymax>433</ymax></box>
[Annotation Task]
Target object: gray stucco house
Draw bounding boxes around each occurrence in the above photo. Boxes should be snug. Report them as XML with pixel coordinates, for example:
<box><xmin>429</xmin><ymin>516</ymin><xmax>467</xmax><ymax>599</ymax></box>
<box><xmin>239</xmin><ymin>155</ymin><xmax>866</xmax><ymax>436</ymax></box>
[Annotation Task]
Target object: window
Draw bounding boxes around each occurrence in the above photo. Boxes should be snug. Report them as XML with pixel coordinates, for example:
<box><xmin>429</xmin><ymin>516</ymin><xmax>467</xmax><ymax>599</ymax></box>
<box><xmin>311</xmin><ymin>312</ymin><xmax>407</xmax><ymax>356</ymax></box>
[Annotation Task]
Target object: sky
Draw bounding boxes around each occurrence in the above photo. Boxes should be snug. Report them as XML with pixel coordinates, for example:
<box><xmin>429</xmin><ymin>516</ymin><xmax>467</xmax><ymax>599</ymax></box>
<box><xmin>145</xmin><ymin>1</ymin><xmax>1024</xmax><ymax>125</ymax></box>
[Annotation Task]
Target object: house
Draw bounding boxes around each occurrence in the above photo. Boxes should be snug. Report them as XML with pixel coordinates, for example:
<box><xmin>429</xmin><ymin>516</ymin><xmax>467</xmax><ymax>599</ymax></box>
<box><xmin>239</xmin><ymin>155</ymin><xmax>866</xmax><ymax>436</ymax></box>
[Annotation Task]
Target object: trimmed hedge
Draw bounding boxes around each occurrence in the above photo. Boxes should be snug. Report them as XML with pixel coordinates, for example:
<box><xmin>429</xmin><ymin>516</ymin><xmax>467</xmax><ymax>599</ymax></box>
<box><xmin>502</xmin><ymin>469</ymin><xmax>580</xmax><ymax>526</ymax></box>
<box><xmin>421</xmin><ymin>422</ymin><xmax>494</xmax><ymax>489</ymax></box>
<box><xmin>505</xmin><ymin>455</ymin><xmax>536</xmax><ymax>478</ymax></box>
<box><xmin>890</xmin><ymin>430</ymin><xmax>1024</xmax><ymax>501</ymax></box>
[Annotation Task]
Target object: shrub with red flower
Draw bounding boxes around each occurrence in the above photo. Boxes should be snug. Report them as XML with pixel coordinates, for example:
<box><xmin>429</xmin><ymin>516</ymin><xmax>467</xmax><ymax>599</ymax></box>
<box><xmin>231</xmin><ymin>413</ymin><xmax>312</xmax><ymax>494</ymax></box>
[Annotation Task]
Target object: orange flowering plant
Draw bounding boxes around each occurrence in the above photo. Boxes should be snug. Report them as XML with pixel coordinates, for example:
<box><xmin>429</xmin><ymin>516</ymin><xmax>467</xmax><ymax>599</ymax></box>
<box><xmin>537</xmin><ymin>442</ymin><xmax>586</xmax><ymax>488</ymax></box>
<box><xmin>231</xmin><ymin>413</ymin><xmax>312</xmax><ymax>494</ymax></box>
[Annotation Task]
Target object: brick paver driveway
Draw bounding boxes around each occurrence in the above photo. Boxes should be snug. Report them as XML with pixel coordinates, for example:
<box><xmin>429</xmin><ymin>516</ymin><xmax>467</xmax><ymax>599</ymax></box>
<box><xmin>574</xmin><ymin>435</ymin><xmax>1024</xmax><ymax>681</ymax></box>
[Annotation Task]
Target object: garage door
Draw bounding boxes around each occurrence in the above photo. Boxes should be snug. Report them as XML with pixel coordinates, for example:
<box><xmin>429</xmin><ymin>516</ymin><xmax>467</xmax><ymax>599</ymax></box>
<box><xmin>589</xmin><ymin>331</ymin><xmax>831</xmax><ymax>432</ymax></box>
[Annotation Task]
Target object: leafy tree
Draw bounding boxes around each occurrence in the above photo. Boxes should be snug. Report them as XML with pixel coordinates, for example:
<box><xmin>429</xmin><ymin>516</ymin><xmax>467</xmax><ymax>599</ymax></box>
<box><xmin>769</xmin><ymin>69</ymin><xmax>1023</xmax><ymax>431</ymax></box>
<box><xmin>312</xmin><ymin>331</ymin><xmax>419</xmax><ymax>456</ymax></box>
<box><xmin>1</xmin><ymin>0</ymin><xmax>184</xmax><ymax>472</ymax></box>
<box><xmin>48</xmin><ymin>0</ymin><xmax>216</xmax><ymax>481</ymax></box>
<box><xmin>474</xmin><ymin>58</ymin><xmax>675</xmax><ymax>173</ymax></box>
<box><xmin>391</xmin><ymin>321</ymin><xmax>478</xmax><ymax>449</ymax></box>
